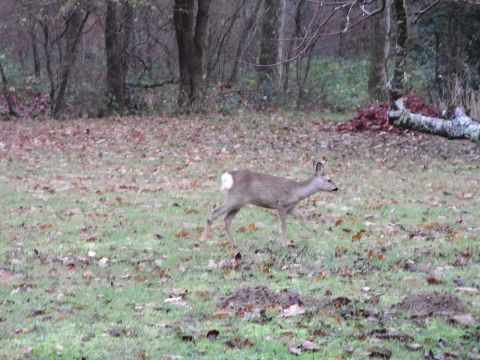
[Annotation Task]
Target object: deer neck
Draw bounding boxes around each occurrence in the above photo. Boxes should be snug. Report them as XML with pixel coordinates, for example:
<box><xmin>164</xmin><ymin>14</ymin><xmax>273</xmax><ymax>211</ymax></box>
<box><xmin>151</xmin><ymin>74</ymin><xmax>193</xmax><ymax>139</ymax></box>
<box><xmin>294</xmin><ymin>177</ymin><xmax>319</xmax><ymax>201</ymax></box>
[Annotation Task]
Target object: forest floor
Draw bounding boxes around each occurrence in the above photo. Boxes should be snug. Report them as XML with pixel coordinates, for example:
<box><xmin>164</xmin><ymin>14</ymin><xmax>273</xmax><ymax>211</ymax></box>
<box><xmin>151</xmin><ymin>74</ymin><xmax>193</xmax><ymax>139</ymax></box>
<box><xmin>0</xmin><ymin>113</ymin><xmax>479</xmax><ymax>359</ymax></box>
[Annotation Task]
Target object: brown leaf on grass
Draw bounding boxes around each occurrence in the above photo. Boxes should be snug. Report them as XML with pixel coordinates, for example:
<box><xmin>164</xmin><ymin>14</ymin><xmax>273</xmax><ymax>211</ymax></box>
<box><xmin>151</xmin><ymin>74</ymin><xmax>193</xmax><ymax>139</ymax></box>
<box><xmin>180</xmin><ymin>334</ymin><xmax>194</xmax><ymax>342</ymax></box>
<box><xmin>426</xmin><ymin>276</ymin><xmax>443</xmax><ymax>285</ymax></box>
<box><xmin>133</xmin><ymin>274</ymin><xmax>147</xmax><ymax>282</ymax></box>
<box><xmin>280</xmin><ymin>304</ymin><xmax>305</xmax><ymax>317</ymax></box>
<box><xmin>212</xmin><ymin>310</ymin><xmax>230</xmax><ymax>319</ymax></box>
<box><xmin>333</xmin><ymin>296</ymin><xmax>351</xmax><ymax>308</ymax></box>
<box><xmin>195</xmin><ymin>290</ymin><xmax>210</xmax><ymax>299</ymax></box>
<box><xmin>367</xmin><ymin>250</ymin><xmax>384</xmax><ymax>261</ymax></box>
<box><xmin>236</xmin><ymin>225</ymin><xmax>246</xmax><ymax>233</ymax></box>
<box><xmin>184</xmin><ymin>208</ymin><xmax>198</xmax><ymax>214</ymax></box>
<box><xmin>39</xmin><ymin>223</ymin><xmax>53</xmax><ymax>231</ymax></box>
<box><xmin>170</xmin><ymin>288</ymin><xmax>188</xmax><ymax>298</ymax></box>
<box><xmin>206</xmin><ymin>329</ymin><xmax>219</xmax><ymax>341</ymax></box>
<box><xmin>406</xmin><ymin>343</ymin><xmax>422</xmax><ymax>351</ymax></box>
<box><xmin>225</xmin><ymin>338</ymin><xmax>253</xmax><ymax>349</ymax></box>
<box><xmin>334</xmin><ymin>219</ymin><xmax>343</xmax><ymax>226</ymax></box>
<box><xmin>368</xmin><ymin>347</ymin><xmax>392</xmax><ymax>358</ymax></box>
<box><xmin>10</xmin><ymin>283</ymin><xmax>35</xmax><ymax>295</ymax></box>
<box><xmin>376</xmin><ymin>332</ymin><xmax>413</xmax><ymax>342</ymax></box>
<box><xmin>83</xmin><ymin>270</ymin><xmax>94</xmax><ymax>281</ymax></box>
<box><xmin>218</xmin><ymin>241</ymin><xmax>237</xmax><ymax>249</ymax></box>
<box><xmin>352</xmin><ymin>232</ymin><xmax>362</xmax><ymax>242</ymax></box>
<box><xmin>246</xmin><ymin>223</ymin><xmax>256</xmax><ymax>232</ymax></box>
<box><xmin>175</xmin><ymin>229</ymin><xmax>189</xmax><ymax>238</ymax></box>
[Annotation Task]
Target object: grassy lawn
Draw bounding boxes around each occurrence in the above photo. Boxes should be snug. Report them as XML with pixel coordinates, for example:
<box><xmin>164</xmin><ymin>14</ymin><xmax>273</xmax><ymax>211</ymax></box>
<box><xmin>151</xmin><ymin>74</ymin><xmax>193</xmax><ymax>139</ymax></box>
<box><xmin>0</xmin><ymin>113</ymin><xmax>479</xmax><ymax>359</ymax></box>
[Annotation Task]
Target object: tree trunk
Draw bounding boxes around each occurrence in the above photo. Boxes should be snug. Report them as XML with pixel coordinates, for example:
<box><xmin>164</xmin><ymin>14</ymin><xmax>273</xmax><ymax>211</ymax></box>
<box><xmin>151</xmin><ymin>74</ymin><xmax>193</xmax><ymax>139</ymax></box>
<box><xmin>53</xmin><ymin>8</ymin><xmax>90</xmax><ymax>118</ymax></box>
<box><xmin>388</xmin><ymin>0</ymin><xmax>408</xmax><ymax>111</ymax></box>
<box><xmin>337</xmin><ymin>6</ymin><xmax>349</xmax><ymax>58</ymax></box>
<box><xmin>173</xmin><ymin>0</ymin><xmax>210</xmax><ymax>108</ymax></box>
<box><xmin>30</xmin><ymin>23</ymin><xmax>40</xmax><ymax>78</ymax></box>
<box><xmin>368</xmin><ymin>13</ymin><xmax>387</xmax><ymax>102</ymax></box>
<box><xmin>227</xmin><ymin>0</ymin><xmax>262</xmax><ymax>86</ymax></box>
<box><xmin>0</xmin><ymin>60</ymin><xmax>18</xmax><ymax>117</ymax></box>
<box><xmin>257</xmin><ymin>0</ymin><xmax>279</xmax><ymax>87</ymax></box>
<box><xmin>105</xmin><ymin>0</ymin><xmax>129</xmax><ymax>112</ymax></box>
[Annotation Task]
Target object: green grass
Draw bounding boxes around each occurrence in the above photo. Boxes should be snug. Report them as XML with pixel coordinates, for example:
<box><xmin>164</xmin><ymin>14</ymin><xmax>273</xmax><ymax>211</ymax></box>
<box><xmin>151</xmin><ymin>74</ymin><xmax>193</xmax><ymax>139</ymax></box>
<box><xmin>0</xmin><ymin>114</ymin><xmax>479</xmax><ymax>359</ymax></box>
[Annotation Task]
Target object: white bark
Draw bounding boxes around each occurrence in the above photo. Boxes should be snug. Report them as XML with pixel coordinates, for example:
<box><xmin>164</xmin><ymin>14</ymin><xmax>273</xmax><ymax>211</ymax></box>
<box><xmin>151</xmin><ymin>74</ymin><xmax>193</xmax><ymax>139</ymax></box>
<box><xmin>389</xmin><ymin>98</ymin><xmax>480</xmax><ymax>142</ymax></box>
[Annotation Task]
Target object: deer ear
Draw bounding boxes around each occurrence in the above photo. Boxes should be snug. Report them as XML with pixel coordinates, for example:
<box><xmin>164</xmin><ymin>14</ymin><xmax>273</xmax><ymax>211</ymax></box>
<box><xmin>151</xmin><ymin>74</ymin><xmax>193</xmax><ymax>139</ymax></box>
<box><xmin>313</xmin><ymin>160</ymin><xmax>325</xmax><ymax>175</ymax></box>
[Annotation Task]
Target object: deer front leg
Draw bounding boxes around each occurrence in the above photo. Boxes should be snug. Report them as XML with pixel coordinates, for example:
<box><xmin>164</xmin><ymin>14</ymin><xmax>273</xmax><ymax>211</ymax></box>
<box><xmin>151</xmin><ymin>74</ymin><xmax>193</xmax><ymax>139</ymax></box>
<box><xmin>201</xmin><ymin>203</ymin><xmax>238</xmax><ymax>242</ymax></box>
<box><xmin>289</xmin><ymin>208</ymin><xmax>315</xmax><ymax>235</ymax></box>
<box><xmin>224</xmin><ymin>209</ymin><xmax>239</xmax><ymax>243</ymax></box>
<box><xmin>278</xmin><ymin>208</ymin><xmax>288</xmax><ymax>246</ymax></box>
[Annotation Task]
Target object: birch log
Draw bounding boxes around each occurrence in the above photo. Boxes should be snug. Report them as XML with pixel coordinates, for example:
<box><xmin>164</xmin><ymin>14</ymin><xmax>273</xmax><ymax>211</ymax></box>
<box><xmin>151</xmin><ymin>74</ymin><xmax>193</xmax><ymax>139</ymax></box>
<box><xmin>389</xmin><ymin>98</ymin><xmax>480</xmax><ymax>142</ymax></box>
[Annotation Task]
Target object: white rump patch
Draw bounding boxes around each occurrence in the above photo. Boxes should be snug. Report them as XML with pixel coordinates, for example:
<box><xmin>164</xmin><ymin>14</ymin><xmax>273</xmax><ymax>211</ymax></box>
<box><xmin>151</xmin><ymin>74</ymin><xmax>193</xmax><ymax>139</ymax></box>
<box><xmin>220</xmin><ymin>172</ymin><xmax>234</xmax><ymax>191</ymax></box>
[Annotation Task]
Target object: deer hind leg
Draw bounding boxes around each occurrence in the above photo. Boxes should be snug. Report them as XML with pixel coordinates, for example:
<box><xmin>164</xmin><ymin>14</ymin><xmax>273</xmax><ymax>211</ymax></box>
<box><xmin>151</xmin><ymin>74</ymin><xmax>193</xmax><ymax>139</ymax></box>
<box><xmin>224</xmin><ymin>209</ymin><xmax>239</xmax><ymax>243</ymax></box>
<box><xmin>200</xmin><ymin>203</ymin><xmax>237</xmax><ymax>241</ymax></box>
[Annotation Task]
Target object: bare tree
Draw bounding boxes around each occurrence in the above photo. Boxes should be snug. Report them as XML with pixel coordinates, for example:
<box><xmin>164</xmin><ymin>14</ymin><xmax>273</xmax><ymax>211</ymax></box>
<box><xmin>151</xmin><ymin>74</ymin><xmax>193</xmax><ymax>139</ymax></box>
<box><xmin>257</xmin><ymin>0</ymin><xmax>280</xmax><ymax>87</ymax></box>
<box><xmin>39</xmin><ymin>1</ymin><xmax>91</xmax><ymax>118</ymax></box>
<box><xmin>105</xmin><ymin>0</ymin><xmax>133</xmax><ymax>112</ymax></box>
<box><xmin>0</xmin><ymin>59</ymin><xmax>18</xmax><ymax>117</ymax></box>
<box><xmin>173</xmin><ymin>0</ymin><xmax>211</xmax><ymax>108</ymax></box>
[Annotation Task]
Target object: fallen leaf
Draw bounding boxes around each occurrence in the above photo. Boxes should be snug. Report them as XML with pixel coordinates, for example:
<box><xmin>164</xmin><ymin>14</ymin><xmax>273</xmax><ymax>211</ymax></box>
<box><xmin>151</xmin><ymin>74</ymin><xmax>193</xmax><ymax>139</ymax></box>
<box><xmin>280</xmin><ymin>304</ymin><xmax>305</xmax><ymax>317</ymax></box>
<box><xmin>83</xmin><ymin>270</ymin><xmax>94</xmax><ymax>281</ymax></box>
<box><xmin>175</xmin><ymin>229</ymin><xmax>189</xmax><ymax>238</ymax></box>
<box><xmin>406</xmin><ymin>343</ymin><xmax>422</xmax><ymax>351</ymax></box>
<box><xmin>212</xmin><ymin>310</ymin><xmax>230</xmax><ymax>319</ymax></box>
<box><xmin>247</xmin><ymin>223</ymin><xmax>256</xmax><ymax>232</ymax></box>
<box><xmin>206</xmin><ymin>329</ymin><xmax>219</xmax><ymax>341</ymax></box>
<box><xmin>225</xmin><ymin>338</ymin><xmax>253</xmax><ymax>349</ymax></box>
<box><xmin>426</xmin><ymin>276</ymin><xmax>443</xmax><ymax>285</ymax></box>
<box><xmin>368</xmin><ymin>346</ymin><xmax>392</xmax><ymax>358</ymax></box>
<box><xmin>10</xmin><ymin>283</ymin><xmax>35</xmax><ymax>295</ymax></box>
<box><xmin>352</xmin><ymin>232</ymin><xmax>362</xmax><ymax>242</ymax></box>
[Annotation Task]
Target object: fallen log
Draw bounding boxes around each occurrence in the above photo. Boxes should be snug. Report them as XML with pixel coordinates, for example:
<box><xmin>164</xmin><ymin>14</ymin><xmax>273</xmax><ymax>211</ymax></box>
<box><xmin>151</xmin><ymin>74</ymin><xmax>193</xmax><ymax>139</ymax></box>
<box><xmin>389</xmin><ymin>98</ymin><xmax>480</xmax><ymax>142</ymax></box>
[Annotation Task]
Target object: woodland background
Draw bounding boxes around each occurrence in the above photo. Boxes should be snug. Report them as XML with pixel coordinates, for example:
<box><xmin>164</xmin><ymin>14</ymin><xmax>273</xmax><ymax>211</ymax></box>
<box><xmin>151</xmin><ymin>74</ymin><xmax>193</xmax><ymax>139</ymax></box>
<box><xmin>0</xmin><ymin>0</ymin><xmax>479</xmax><ymax>119</ymax></box>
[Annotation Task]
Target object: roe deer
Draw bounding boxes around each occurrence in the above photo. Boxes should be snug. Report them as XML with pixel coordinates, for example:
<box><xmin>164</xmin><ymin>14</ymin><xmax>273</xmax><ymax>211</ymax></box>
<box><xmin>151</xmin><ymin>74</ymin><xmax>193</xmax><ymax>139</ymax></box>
<box><xmin>200</xmin><ymin>160</ymin><xmax>338</xmax><ymax>245</ymax></box>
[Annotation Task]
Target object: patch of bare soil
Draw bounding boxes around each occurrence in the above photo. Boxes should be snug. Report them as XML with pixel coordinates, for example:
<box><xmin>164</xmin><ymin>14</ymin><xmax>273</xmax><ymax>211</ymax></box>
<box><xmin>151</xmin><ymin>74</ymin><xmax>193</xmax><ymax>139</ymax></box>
<box><xmin>391</xmin><ymin>292</ymin><xmax>466</xmax><ymax>317</ymax></box>
<box><xmin>220</xmin><ymin>285</ymin><xmax>327</xmax><ymax>310</ymax></box>
<box><xmin>221</xmin><ymin>285</ymin><xmax>292</xmax><ymax>309</ymax></box>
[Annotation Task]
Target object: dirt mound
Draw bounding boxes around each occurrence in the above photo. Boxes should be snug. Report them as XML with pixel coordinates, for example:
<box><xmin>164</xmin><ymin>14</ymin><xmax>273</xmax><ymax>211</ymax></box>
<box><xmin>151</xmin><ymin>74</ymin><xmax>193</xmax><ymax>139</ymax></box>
<box><xmin>221</xmin><ymin>285</ymin><xmax>292</xmax><ymax>309</ymax></box>
<box><xmin>324</xmin><ymin>94</ymin><xmax>442</xmax><ymax>134</ymax></box>
<box><xmin>220</xmin><ymin>285</ymin><xmax>328</xmax><ymax>310</ymax></box>
<box><xmin>391</xmin><ymin>292</ymin><xmax>466</xmax><ymax>317</ymax></box>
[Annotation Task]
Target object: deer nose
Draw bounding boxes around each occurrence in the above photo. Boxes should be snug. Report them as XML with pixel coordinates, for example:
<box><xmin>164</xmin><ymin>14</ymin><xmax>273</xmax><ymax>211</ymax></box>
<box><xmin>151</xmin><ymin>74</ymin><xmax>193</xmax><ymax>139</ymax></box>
<box><xmin>332</xmin><ymin>187</ymin><xmax>338</xmax><ymax>192</ymax></box>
